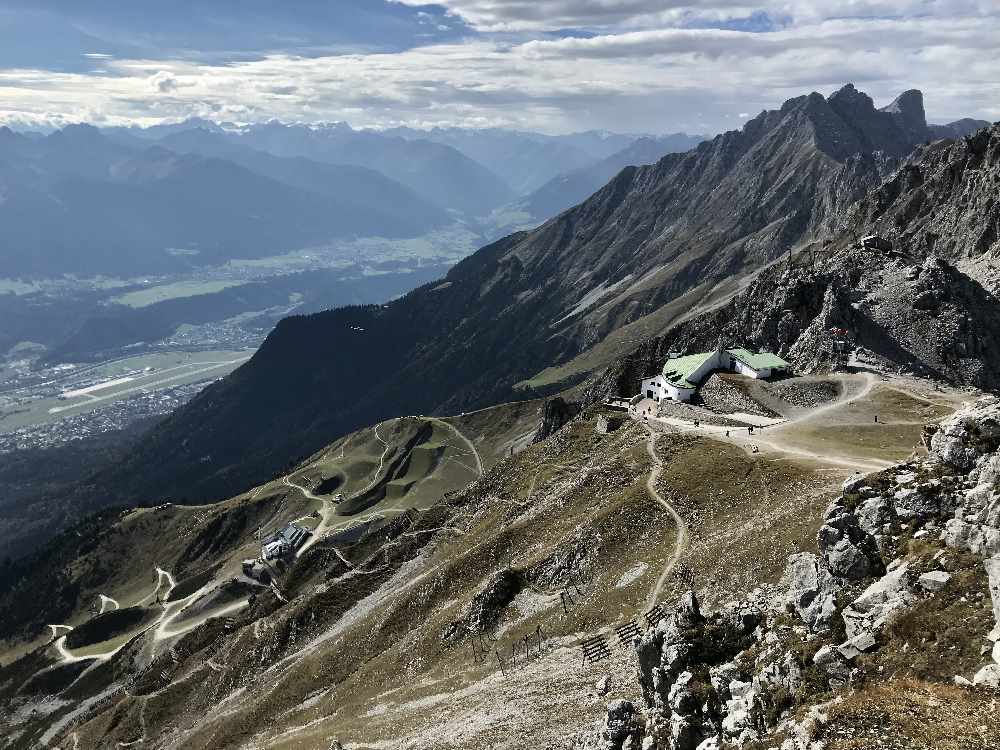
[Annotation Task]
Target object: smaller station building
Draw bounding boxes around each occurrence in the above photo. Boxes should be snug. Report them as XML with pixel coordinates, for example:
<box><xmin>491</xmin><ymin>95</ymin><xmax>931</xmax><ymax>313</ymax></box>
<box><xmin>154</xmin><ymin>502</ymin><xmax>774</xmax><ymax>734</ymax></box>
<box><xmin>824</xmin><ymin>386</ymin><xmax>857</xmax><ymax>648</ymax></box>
<box><xmin>261</xmin><ymin>522</ymin><xmax>311</xmax><ymax>561</ymax></box>
<box><xmin>640</xmin><ymin>348</ymin><xmax>791</xmax><ymax>403</ymax></box>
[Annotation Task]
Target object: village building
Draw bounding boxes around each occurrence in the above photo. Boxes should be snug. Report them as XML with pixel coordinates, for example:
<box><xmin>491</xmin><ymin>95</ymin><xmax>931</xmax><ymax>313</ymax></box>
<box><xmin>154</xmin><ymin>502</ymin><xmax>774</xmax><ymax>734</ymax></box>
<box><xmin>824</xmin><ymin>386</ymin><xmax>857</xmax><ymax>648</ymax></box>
<box><xmin>260</xmin><ymin>522</ymin><xmax>311</xmax><ymax>561</ymax></box>
<box><xmin>640</xmin><ymin>348</ymin><xmax>791</xmax><ymax>403</ymax></box>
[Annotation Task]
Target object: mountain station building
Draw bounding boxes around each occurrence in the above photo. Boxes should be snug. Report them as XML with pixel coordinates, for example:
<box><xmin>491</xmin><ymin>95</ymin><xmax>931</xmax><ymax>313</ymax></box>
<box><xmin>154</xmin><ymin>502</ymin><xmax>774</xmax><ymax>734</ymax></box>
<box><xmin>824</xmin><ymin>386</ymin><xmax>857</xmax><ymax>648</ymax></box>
<box><xmin>640</xmin><ymin>348</ymin><xmax>791</xmax><ymax>403</ymax></box>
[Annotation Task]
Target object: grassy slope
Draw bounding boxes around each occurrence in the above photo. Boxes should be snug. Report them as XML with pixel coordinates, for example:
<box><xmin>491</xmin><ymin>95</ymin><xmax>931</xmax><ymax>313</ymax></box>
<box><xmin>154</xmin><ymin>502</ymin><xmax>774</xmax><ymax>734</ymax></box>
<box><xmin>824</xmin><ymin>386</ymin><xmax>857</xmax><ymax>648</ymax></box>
<box><xmin>1</xmin><ymin>378</ymin><xmax>977</xmax><ymax>749</ymax></box>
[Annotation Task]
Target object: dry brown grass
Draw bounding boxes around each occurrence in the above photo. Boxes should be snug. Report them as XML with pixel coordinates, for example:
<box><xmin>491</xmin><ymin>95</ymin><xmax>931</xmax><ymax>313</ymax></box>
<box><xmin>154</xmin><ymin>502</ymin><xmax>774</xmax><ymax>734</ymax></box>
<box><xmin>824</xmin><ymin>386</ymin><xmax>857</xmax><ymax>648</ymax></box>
<box><xmin>820</xmin><ymin>678</ymin><xmax>1000</xmax><ymax>750</ymax></box>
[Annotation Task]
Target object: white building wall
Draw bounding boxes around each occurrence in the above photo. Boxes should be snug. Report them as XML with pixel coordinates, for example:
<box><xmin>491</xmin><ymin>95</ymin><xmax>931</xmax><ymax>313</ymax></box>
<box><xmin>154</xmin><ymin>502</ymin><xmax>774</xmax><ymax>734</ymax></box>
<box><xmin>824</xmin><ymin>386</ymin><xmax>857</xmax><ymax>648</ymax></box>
<box><xmin>731</xmin><ymin>359</ymin><xmax>762</xmax><ymax>379</ymax></box>
<box><xmin>641</xmin><ymin>376</ymin><xmax>661</xmax><ymax>400</ymax></box>
<box><xmin>666</xmin><ymin>383</ymin><xmax>695</xmax><ymax>402</ymax></box>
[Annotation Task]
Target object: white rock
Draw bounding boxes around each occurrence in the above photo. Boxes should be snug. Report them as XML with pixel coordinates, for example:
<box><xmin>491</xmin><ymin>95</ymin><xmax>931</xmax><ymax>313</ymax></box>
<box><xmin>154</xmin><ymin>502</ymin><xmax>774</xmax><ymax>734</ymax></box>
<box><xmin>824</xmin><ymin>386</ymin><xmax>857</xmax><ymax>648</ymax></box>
<box><xmin>917</xmin><ymin>570</ymin><xmax>951</xmax><ymax>592</ymax></box>
<box><xmin>987</xmin><ymin>555</ymin><xmax>1000</xmax><ymax>641</ymax></box>
<box><xmin>953</xmin><ymin>675</ymin><xmax>973</xmax><ymax>687</ymax></box>
<box><xmin>596</xmin><ymin>675</ymin><xmax>611</xmax><ymax>695</ymax></box>
<box><xmin>843</xmin><ymin>473</ymin><xmax>867</xmax><ymax>493</ymax></box>
<box><xmin>973</xmin><ymin>663</ymin><xmax>1000</xmax><ymax>688</ymax></box>
<box><xmin>728</xmin><ymin>679</ymin><xmax>753</xmax><ymax>700</ymax></box>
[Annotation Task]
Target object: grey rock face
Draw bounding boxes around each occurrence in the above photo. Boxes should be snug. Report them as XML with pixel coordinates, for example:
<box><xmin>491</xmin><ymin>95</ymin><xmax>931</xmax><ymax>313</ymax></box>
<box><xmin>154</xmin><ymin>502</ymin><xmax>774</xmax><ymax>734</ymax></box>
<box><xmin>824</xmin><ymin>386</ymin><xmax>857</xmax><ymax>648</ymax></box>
<box><xmin>535</xmin><ymin>396</ymin><xmax>582</xmax><ymax>442</ymax></box>
<box><xmin>818</xmin><ymin>503</ymin><xmax>885</xmax><ymax>580</ymax></box>
<box><xmin>603</xmin><ymin>700</ymin><xmax>644</xmax><ymax>749</ymax></box>
<box><xmin>634</xmin><ymin>591</ymin><xmax>770</xmax><ymax>749</ymax></box>
<box><xmin>916</xmin><ymin>570</ymin><xmax>951</xmax><ymax>592</ymax></box>
<box><xmin>780</xmin><ymin>553</ymin><xmax>840</xmax><ymax>632</ymax></box>
<box><xmin>930</xmin><ymin>399</ymin><xmax>1000</xmax><ymax>470</ymax></box>
<box><xmin>972</xmin><ymin>664</ymin><xmax>1000</xmax><ymax>688</ymax></box>
<box><xmin>441</xmin><ymin>568</ymin><xmax>521</xmax><ymax>642</ymax></box>
<box><xmin>856</xmin><ymin>495</ymin><xmax>895</xmax><ymax>536</ymax></box>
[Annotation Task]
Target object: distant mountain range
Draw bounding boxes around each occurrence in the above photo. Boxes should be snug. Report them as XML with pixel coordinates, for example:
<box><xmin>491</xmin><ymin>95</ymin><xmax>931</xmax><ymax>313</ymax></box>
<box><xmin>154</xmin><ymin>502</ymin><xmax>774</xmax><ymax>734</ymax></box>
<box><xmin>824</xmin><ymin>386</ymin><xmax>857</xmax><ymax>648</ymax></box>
<box><xmin>383</xmin><ymin>126</ymin><xmax>639</xmax><ymax>194</ymax></box>
<box><xmin>94</xmin><ymin>85</ymin><xmax>996</xmax><ymax>506</ymax></box>
<box><xmin>0</xmin><ymin>124</ymin><xmax>450</xmax><ymax>277</ymax></box>
<box><xmin>1</xmin><ymin>118</ymin><xmax>727</xmax><ymax>278</ymax></box>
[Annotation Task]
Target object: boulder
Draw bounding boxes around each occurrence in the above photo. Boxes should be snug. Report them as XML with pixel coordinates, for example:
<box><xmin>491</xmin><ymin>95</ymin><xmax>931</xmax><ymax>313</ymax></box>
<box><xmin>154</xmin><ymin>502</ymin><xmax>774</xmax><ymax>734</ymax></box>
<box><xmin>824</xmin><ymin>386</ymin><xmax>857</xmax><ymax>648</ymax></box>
<box><xmin>929</xmin><ymin>398</ymin><xmax>1000</xmax><ymax>471</ymax></box>
<box><xmin>721</xmin><ymin>682</ymin><xmax>755</xmax><ymax>739</ymax></box>
<box><xmin>818</xmin><ymin>504</ymin><xmax>885</xmax><ymax>580</ymax></box>
<box><xmin>603</xmin><ymin>700</ymin><xmax>644</xmax><ymax>749</ymax></box>
<box><xmin>842</xmin><ymin>564</ymin><xmax>916</xmax><ymax>640</ymax></box>
<box><xmin>837</xmin><ymin>632</ymin><xmax>878</xmax><ymax>660</ymax></box>
<box><xmin>892</xmin><ymin>487</ymin><xmax>943</xmax><ymax>522</ymax></box>
<box><xmin>668</xmin><ymin>671</ymin><xmax>701</xmax><ymax>716</ymax></box>
<box><xmin>597</xmin><ymin>675</ymin><xmax>611</xmax><ymax>696</ymax></box>
<box><xmin>917</xmin><ymin>570</ymin><xmax>951</xmax><ymax>592</ymax></box>
<box><xmin>709</xmin><ymin>662</ymin><xmax>740</xmax><ymax>700</ymax></box>
<box><xmin>780</xmin><ymin>553</ymin><xmax>840</xmax><ymax>632</ymax></box>
<box><xmin>943</xmin><ymin>519</ymin><xmax>1000</xmax><ymax>557</ymax></box>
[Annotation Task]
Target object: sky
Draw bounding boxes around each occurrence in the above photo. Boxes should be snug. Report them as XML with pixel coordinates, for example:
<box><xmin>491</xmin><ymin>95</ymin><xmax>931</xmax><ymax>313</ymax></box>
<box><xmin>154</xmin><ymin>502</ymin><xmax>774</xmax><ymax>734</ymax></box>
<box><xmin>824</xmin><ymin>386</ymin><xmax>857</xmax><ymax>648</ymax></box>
<box><xmin>0</xmin><ymin>1</ymin><xmax>997</xmax><ymax>135</ymax></box>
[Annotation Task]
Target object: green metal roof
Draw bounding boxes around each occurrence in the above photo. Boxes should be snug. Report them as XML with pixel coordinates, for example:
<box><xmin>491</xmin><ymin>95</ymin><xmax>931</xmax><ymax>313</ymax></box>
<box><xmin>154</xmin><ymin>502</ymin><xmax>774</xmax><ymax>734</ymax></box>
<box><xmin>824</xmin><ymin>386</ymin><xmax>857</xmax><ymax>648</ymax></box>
<box><xmin>659</xmin><ymin>351</ymin><xmax>715</xmax><ymax>389</ymax></box>
<box><xmin>727</xmin><ymin>348</ymin><xmax>791</xmax><ymax>370</ymax></box>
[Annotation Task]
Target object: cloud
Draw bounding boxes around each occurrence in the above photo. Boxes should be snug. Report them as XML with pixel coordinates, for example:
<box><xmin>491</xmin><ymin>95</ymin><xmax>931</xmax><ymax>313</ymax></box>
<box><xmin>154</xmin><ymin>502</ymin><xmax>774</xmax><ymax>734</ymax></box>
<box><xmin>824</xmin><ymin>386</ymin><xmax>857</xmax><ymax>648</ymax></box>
<box><xmin>394</xmin><ymin>0</ymin><xmax>997</xmax><ymax>31</ymax></box>
<box><xmin>0</xmin><ymin>5</ymin><xmax>997</xmax><ymax>134</ymax></box>
<box><xmin>150</xmin><ymin>71</ymin><xmax>179</xmax><ymax>93</ymax></box>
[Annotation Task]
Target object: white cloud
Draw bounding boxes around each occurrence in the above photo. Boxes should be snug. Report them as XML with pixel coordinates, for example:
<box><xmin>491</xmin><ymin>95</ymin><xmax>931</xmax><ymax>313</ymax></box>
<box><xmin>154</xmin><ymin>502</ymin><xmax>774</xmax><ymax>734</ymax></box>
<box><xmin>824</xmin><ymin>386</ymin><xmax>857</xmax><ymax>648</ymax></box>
<box><xmin>149</xmin><ymin>71</ymin><xmax>180</xmax><ymax>93</ymax></box>
<box><xmin>0</xmin><ymin>8</ymin><xmax>997</xmax><ymax>134</ymax></box>
<box><xmin>393</xmin><ymin>0</ymin><xmax>998</xmax><ymax>31</ymax></box>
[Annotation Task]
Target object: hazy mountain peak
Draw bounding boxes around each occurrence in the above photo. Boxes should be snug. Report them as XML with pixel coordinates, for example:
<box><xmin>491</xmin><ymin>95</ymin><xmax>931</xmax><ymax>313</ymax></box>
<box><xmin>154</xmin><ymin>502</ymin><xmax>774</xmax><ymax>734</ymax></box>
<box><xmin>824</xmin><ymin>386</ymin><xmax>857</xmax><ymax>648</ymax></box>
<box><xmin>48</xmin><ymin>122</ymin><xmax>104</xmax><ymax>142</ymax></box>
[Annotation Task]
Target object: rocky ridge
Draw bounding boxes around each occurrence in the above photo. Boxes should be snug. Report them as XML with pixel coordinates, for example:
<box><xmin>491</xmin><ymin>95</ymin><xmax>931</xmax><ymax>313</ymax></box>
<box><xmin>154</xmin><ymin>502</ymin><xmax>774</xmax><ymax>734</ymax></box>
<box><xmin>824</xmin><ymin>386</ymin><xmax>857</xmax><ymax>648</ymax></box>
<box><xmin>577</xmin><ymin>397</ymin><xmax>1000</xmax><ymax>750</ymax></box>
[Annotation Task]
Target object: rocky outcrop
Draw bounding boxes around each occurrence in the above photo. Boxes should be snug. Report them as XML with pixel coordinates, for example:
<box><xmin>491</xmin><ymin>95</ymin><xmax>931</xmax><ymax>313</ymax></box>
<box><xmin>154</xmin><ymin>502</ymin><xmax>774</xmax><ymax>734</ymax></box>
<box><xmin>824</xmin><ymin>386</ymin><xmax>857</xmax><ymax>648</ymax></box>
<box><xmin>534</xmin><ymin>397</ymin><xmax>582</xmax><ymax>442</ymax></box>
<box><xmin>441</xmin><ymin>568</ymin><xmax>521</xmax><ymax>641</ymax></box>
<box><xmin>583</xmin><ymin>397</ymin><xmax>1000</xmax><ymax>749</ymax></box>
<box><xmin>932</xmin><ymin>399</ymin><xmax>1000</xmax><ymax>556</ymax></box>
<box><xmin>633</xmin><ymin>591</ymin><xmax>777</xmax><ymax>749</ymax></box>
<box><xmin>840</xmin><ymin>563</ymin><xmax>915</xmax><ymax>641</ymax></box>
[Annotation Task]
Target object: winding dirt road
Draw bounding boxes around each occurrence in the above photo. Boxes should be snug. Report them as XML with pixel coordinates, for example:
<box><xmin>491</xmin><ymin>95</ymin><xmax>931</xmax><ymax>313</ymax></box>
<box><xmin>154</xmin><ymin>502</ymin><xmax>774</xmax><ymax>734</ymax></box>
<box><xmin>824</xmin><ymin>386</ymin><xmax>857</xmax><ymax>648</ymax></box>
<box><xmin>643</xmin><ymin>428</ymin><xmax>690</xmax><ymax>612</ymax></box>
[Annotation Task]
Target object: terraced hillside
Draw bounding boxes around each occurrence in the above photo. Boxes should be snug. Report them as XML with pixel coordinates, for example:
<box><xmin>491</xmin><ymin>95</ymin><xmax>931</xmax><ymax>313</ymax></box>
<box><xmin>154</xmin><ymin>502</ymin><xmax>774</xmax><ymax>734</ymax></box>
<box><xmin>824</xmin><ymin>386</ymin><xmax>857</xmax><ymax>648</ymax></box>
<box><xmin>0</xmin><ymin>399</ymin><xmax>543</xmax><ymax>672</ymax></box>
